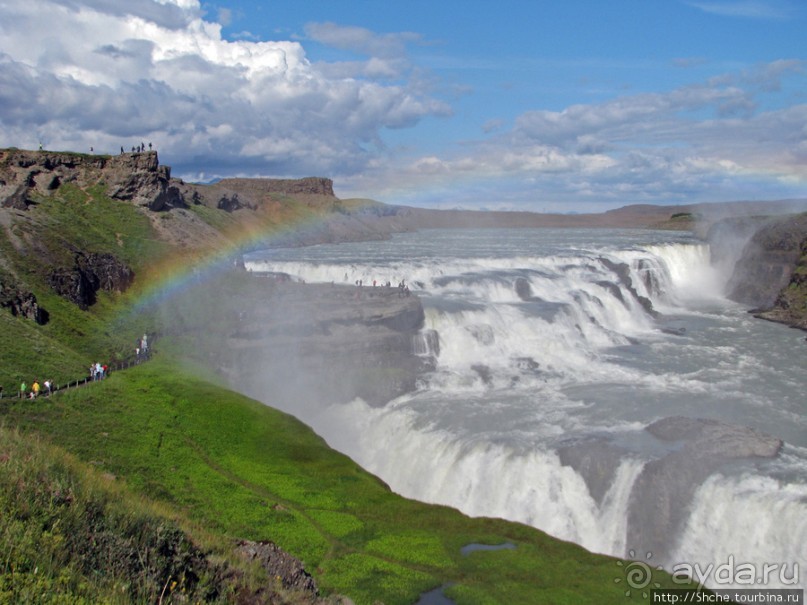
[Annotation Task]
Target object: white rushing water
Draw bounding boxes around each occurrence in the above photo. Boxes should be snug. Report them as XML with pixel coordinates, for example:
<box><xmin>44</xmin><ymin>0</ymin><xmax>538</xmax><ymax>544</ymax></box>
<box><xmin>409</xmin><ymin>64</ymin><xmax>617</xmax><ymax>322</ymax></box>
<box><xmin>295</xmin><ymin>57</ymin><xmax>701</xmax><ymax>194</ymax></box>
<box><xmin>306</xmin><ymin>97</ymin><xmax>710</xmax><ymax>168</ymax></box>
<box><xmin>245</xmin><ymin>228</ymin><xmax>807</xmax><ymax>590</ymax></box>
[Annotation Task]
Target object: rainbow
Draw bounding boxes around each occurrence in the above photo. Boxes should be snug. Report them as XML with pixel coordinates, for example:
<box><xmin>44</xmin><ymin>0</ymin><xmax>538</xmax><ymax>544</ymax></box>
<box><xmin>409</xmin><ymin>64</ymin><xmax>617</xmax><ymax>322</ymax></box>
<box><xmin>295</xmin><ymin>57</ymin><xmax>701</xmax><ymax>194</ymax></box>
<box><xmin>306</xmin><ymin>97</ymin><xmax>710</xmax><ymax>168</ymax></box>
<box><xmin>125</xmin><ymin>200</ymin><xmax>376</xmax><ymax>314</ymax></box>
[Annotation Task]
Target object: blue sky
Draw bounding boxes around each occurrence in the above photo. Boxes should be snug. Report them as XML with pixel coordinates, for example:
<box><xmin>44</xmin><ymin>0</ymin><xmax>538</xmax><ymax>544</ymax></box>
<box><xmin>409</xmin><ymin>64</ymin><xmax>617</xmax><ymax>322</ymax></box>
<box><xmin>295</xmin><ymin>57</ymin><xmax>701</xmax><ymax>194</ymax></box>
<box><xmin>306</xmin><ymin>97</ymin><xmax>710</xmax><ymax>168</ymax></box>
<box><xmin>1</xmin><ymin>0</ymin><xmax>805</xmax><ymax>211</ymax></box>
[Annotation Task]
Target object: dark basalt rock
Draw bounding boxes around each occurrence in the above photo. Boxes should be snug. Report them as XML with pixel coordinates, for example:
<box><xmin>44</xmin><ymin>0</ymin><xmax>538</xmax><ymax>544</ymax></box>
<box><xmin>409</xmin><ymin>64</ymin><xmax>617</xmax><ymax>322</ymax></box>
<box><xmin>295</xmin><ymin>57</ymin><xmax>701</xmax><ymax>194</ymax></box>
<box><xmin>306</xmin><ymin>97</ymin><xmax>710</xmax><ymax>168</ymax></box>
<box><xmin>0</xmin><ymin>280</ymin><xmax>48</xmax><ymax>324</ymax></box>
<box><xmin>726</xmin><ymin>213</ymin><xmax>807</xmax><ymax>309</ymax></box>
<box><xmin>48</xmin><ymin>252</ymin><xmax>134</xmax><ymax>309</ymax></box>
<box><xmin>104</xmin><ymin>153</ymin><xmax>188</xmax><ymax>211</ymax></box>
<box><xmin>515</xmin><ymin>277</ymin><xmax>533</xmax><ymax>301</ymax></box>
<box><xmin>598</xmin><ymin>256</ymin><xmax>656</xmax><ymax>316</ymax></box>
<box><xmin>216</xmin><ymin>193</ymin><xmax>256</xmax><ymax>212</ymax></box>
<box><xmin>235</xmin><ymin>540</ymin><xmax>318</xmax><ymax>596</ymax></box>
<box><xmin>1</xmin><ymin>183</ymin><xmax>34</xmax><ymax>210</ymax></box>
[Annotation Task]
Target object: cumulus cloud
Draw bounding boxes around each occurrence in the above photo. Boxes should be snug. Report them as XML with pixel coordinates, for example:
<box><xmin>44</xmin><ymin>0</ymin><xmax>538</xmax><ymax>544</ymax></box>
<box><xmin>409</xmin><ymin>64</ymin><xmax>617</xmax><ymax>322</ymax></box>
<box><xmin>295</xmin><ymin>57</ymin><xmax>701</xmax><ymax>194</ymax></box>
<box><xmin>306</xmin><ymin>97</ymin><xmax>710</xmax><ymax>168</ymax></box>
<box><xmin>0</xmin><ymin>0</ymin><xmax>449</xmax><ymax>179</ymax></box>
<box><xmin>341</xmin><ymin>61</ymin><xmax>806</xmax><ymax>209</ymax></box>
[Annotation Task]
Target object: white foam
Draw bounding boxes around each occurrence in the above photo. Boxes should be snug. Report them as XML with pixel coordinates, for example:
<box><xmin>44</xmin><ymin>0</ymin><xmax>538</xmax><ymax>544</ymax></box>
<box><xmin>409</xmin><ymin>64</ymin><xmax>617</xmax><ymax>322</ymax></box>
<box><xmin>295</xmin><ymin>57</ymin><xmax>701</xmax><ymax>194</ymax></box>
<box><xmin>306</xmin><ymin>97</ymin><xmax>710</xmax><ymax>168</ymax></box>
<box><xmin>313</xmin><ymin>398</ymin><xmax>644</xmax><ymax>557</ymax></box>
<box><xmin>672</xmin><ymin>473</ymin><xmax>807</xmax><ymax>589</ymax></box>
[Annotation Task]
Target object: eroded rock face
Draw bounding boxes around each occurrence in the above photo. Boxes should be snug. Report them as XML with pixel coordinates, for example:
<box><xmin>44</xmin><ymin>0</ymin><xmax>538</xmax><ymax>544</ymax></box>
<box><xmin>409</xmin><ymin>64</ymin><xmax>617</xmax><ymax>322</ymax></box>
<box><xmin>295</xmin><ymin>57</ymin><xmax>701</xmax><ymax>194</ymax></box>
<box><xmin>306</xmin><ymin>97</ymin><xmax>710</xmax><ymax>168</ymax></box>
<box><xmin>1</xmin><ymin>184</ymin><xmax>34</xmax><ymax>210</ymax></box>
<box><xmin>48</xmin><ymin>252</ymin><xmax>134</xmax><ymax>309</ymax></box>
<box><xmin>598</xmin><ymin>256</ymin><xmax>656</xmax><ymax>316</ymax></box>
<box><xmin>0</xmin><ymin>149</ymin><xmax>187</xmax><ymax>211</ymax></box>
<box><xmin>557</xmin><ymin>439</ymin><xmax>628</xmax><ymax>506</ymax></box>
<box><xmin>726</xmin><ymin>213</ymin><xmax>807</xmax><ymax>309</ymax></box>
<box><xmin>224</xmin><ymin>282</ymin><xmax>428</xmax><ymax>408</ymax></box>
<box><xmin>0</xmin><ymin>280</ymin><xmax>48</xmax><ymax>323</ymax></box>
<box><xmin>627</xmin><ymin>417</ymin><xmax>782</xmax><ymax>561</ymax></box>
<box><xmin>235</xmin><ymin>540</ymin><xmax>318</xmax><ymax>596</ymax></box>
<box><xmin>160</xmin><ymin>275</ymin><xmax>429</xmax><ymax>409</ymax></box>
<box><xmin>101</xmin><ymin>153</ymin><xmax>188</xmax><ymax>210</ymax></box>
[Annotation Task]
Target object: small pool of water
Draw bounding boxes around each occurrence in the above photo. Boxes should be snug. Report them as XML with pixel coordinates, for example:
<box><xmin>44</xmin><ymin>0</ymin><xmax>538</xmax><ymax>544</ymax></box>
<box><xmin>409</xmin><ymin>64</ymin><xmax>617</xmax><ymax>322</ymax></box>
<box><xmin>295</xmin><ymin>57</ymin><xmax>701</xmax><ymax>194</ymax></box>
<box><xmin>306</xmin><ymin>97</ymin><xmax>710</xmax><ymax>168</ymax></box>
<box><xmin>460</xmin><ymin>542</ymin><xmax>516</xmax><ymax>556</ymax></box>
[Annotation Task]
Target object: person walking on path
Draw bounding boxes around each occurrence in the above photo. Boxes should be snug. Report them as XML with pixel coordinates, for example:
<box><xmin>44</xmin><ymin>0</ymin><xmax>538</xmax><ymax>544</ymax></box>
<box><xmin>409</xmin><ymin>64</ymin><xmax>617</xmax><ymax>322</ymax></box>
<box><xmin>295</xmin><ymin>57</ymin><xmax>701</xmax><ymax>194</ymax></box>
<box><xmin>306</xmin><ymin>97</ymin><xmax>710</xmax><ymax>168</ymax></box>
<box><xmin>19</xmin><ymin>381</ymin><xmax>27</xmax><ymax>399</ymax></box>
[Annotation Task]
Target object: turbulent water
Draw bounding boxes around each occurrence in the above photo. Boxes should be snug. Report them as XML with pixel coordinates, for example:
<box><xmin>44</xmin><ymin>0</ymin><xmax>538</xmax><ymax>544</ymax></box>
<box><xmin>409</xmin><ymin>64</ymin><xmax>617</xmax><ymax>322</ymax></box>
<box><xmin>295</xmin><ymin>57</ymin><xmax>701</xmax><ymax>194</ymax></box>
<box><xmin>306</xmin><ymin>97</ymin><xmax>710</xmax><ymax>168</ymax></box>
<box><xmin>245</xmin><ymin>228</ymin><xmax>806</xmax><ymax>590</ymax></box>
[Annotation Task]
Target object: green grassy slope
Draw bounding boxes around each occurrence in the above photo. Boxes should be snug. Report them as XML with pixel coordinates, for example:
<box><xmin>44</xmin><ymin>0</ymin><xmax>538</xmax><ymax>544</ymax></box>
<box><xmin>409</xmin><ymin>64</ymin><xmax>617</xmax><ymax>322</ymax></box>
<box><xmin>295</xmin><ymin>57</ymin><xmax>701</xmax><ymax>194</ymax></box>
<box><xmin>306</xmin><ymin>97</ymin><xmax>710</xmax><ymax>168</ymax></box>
<box><xmin>0</xmin><ymin>424</ymin><xmax>274</xmax><ymax>604</ymax></box>
<box><xmin>2</xmin><ymin>357</ymin><xmax>683</xmax><ymax>604</ymax></box>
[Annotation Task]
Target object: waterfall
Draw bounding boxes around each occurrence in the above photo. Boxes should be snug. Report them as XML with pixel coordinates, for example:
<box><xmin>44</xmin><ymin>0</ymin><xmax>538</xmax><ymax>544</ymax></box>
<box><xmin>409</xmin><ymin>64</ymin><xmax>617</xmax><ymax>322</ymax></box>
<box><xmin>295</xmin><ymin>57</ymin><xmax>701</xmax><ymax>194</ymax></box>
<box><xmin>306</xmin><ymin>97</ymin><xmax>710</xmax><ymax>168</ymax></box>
<box><xmin>244</xmin><ymin>230</ymin><xmax>807</xmax><ymax>590</ymax></box>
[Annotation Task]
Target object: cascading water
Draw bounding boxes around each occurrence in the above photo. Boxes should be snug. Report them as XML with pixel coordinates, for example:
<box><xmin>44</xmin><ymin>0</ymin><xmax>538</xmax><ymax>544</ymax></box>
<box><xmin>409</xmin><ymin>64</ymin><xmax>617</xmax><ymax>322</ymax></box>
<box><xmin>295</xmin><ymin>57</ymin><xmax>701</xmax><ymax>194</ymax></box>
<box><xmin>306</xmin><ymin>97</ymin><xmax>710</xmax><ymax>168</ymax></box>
<box><xmin>245</xmin><ymin>228</ymin><xmax>807</xmax><ymax>590</ymax></box>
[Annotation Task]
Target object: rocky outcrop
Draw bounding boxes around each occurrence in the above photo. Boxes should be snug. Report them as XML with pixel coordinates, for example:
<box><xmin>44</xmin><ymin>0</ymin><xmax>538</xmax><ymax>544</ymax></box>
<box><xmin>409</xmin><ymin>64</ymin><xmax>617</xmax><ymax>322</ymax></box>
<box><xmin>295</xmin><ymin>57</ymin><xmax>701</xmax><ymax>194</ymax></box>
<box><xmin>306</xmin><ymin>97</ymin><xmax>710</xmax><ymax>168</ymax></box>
<box><xmin>48</xmin><ymin>252</ymin><xmax>134</xmax><ymax>309</ymax></box>
<box><xmin>759</xmin><ymin>244</ymin><xmax>807</xmax><ymax>330</ymax></box>
<box><xmin>557</xmin><ymin>439</ymin><xmax>627</xmax><ymax>506</ymax></box>
<box><xmin>627</xmin><ymin>417</ymin><xmax>782</xmax><ymax>561</ymax></box>
<box><xmin>102</xmin><ymin>152</ymin><xmax>186</xmax><ymax>211</ymax></box>
<box><xmin>226</xmin><ymin>281</ymin><xmax>428</xmax><ymax>408</ymax></box>
<box><xmin>723</xmin><ymin>213</ymin><xmax>807</xmax><ymax>329</ymax></box>
<box><xmin>1</xmin><ymin>183</ymin><xmax>35</xmax><ymax>210</ymax></box>
<box><xmin>159</xmin><ymin>274</ymin><xmax>429</xmax><ymax>409</ymax></box>
<box><xmin>235</xmin><ymin>540</ymin><xmax>318</xmax><ymax>596</ymax></box>
<box><xmin>598</xmin><ymin>257</ymin><xmax>656</xmax><ymax>316</ymax></box>
<box><xmin>216</xmin><ymin>193</ymin><xmax>256</xmax><ymax>212</ymax></box>
<box><xmin>0</xmin><ymin>279</ymin><xmax>48</xmax><ymax>323</ymax></box>
<box><xmin>0</xmin><ymin>149</ymin><xmax>186</xmax><ymax>211</ymax></box>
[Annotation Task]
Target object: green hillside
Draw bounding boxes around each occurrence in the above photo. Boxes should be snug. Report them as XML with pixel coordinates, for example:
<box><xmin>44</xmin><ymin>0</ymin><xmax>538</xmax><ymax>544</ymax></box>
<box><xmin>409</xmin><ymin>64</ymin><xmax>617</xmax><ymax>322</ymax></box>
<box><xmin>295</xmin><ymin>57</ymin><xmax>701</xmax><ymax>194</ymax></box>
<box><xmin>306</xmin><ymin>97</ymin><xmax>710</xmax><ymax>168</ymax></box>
<box><xmin>0</xmin><ymin>151</ymin><xmax>692</xmax><ymax>604</ymax></box>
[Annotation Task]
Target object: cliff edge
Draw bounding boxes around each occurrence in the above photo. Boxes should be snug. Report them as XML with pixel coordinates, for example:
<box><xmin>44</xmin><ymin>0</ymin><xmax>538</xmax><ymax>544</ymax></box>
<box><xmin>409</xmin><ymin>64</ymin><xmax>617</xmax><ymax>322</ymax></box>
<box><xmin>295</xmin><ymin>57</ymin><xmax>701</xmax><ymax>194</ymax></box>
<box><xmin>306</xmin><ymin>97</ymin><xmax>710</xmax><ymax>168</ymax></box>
<box><xmin>723</xmin><ymin>212</ymin><xmax>807</xmax><ymax>330</ymax></box>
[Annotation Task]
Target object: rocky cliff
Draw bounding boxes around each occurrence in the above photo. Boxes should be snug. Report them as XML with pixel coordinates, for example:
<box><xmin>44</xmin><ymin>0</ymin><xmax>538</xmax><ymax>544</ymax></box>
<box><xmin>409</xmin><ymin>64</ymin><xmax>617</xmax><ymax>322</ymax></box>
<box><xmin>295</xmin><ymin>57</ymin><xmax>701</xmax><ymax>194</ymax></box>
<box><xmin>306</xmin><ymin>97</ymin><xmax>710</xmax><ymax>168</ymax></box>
<box><xmin>0</xmin><ymin>148</ymin><xmax>393</xmax><ymax>320</ymax></box>
<box><xmin>159</xmin><ymin>273</ymin><xmax>429</xmax><ymax>409</ymax></box>
<box><xmin>0</xmin><ymin>277</ymin><xmax>47</xmax><ymax>323</ymax></box>
<box><xmin>47</xmin><ymin>252</ymin><xmax>134</xmax><ymax>310</ymax></box>
<box><xmin>722</xmin><ymin>212</ymin><xmax>807</xmax><ymax>330</ymax></box>
<box><xmin>0</xmin><ymin>149</ymin><xmax>185</xmax><ymax>211</ymax></box>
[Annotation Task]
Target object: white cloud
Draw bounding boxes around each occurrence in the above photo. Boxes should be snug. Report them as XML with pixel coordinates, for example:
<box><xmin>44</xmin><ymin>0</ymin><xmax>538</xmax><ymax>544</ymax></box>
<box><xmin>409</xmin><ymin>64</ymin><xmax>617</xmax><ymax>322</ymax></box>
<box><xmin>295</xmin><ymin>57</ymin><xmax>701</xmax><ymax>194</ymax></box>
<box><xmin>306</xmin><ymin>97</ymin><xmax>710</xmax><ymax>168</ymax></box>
<box><xmin>338</xmin><ymin>63</ymin><xmax>806</xmax><ymax>208</ymax></box>
<box><xmin>685</xmin><ymin>0</ymin><xmax>798</xmax><ymax>20</ymax></box>
<box><xmin>304</xmin><ymin>22</ymin><xmax>423</xmax><ymax>60</ymax></box>
<box><xmin>0</xmin><ymin>0</ymin><xmax>449</xmax><ymax>179</ymax></box>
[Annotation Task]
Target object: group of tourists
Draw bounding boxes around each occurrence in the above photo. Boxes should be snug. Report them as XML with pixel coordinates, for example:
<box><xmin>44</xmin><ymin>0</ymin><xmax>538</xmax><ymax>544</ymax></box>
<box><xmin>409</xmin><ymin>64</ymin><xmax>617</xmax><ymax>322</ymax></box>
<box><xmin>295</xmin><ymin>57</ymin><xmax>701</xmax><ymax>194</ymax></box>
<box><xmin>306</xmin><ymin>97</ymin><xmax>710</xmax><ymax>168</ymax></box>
<box><xmin>13</xmin><ymin>378</ymin><xmax>54</xmax><ymax>400</ymax></box>
<box><xmin>121</xmin><ymin>142</ymin><xmax>153</xmax><ymax>154</ymax></box>
<box><xmin>91</xmin><ymin>362</ymin><xmax>108</xmax><ymax>381</ymax></box>
<box><xmin>349</xmin><ymin>276</ymin><xmax>412</xmax><ymax>297</ymax></box>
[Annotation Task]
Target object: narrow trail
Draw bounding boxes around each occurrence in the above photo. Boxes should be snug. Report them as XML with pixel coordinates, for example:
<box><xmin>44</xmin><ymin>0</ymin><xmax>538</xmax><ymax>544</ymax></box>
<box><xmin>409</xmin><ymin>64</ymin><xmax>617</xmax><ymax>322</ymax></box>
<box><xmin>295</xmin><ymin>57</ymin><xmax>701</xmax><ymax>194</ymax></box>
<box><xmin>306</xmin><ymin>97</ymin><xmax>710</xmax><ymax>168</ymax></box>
<box><xmin>12</xmin><ymin>342</ymin><xmax>154</xmax><ymax>401</ymax></box>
